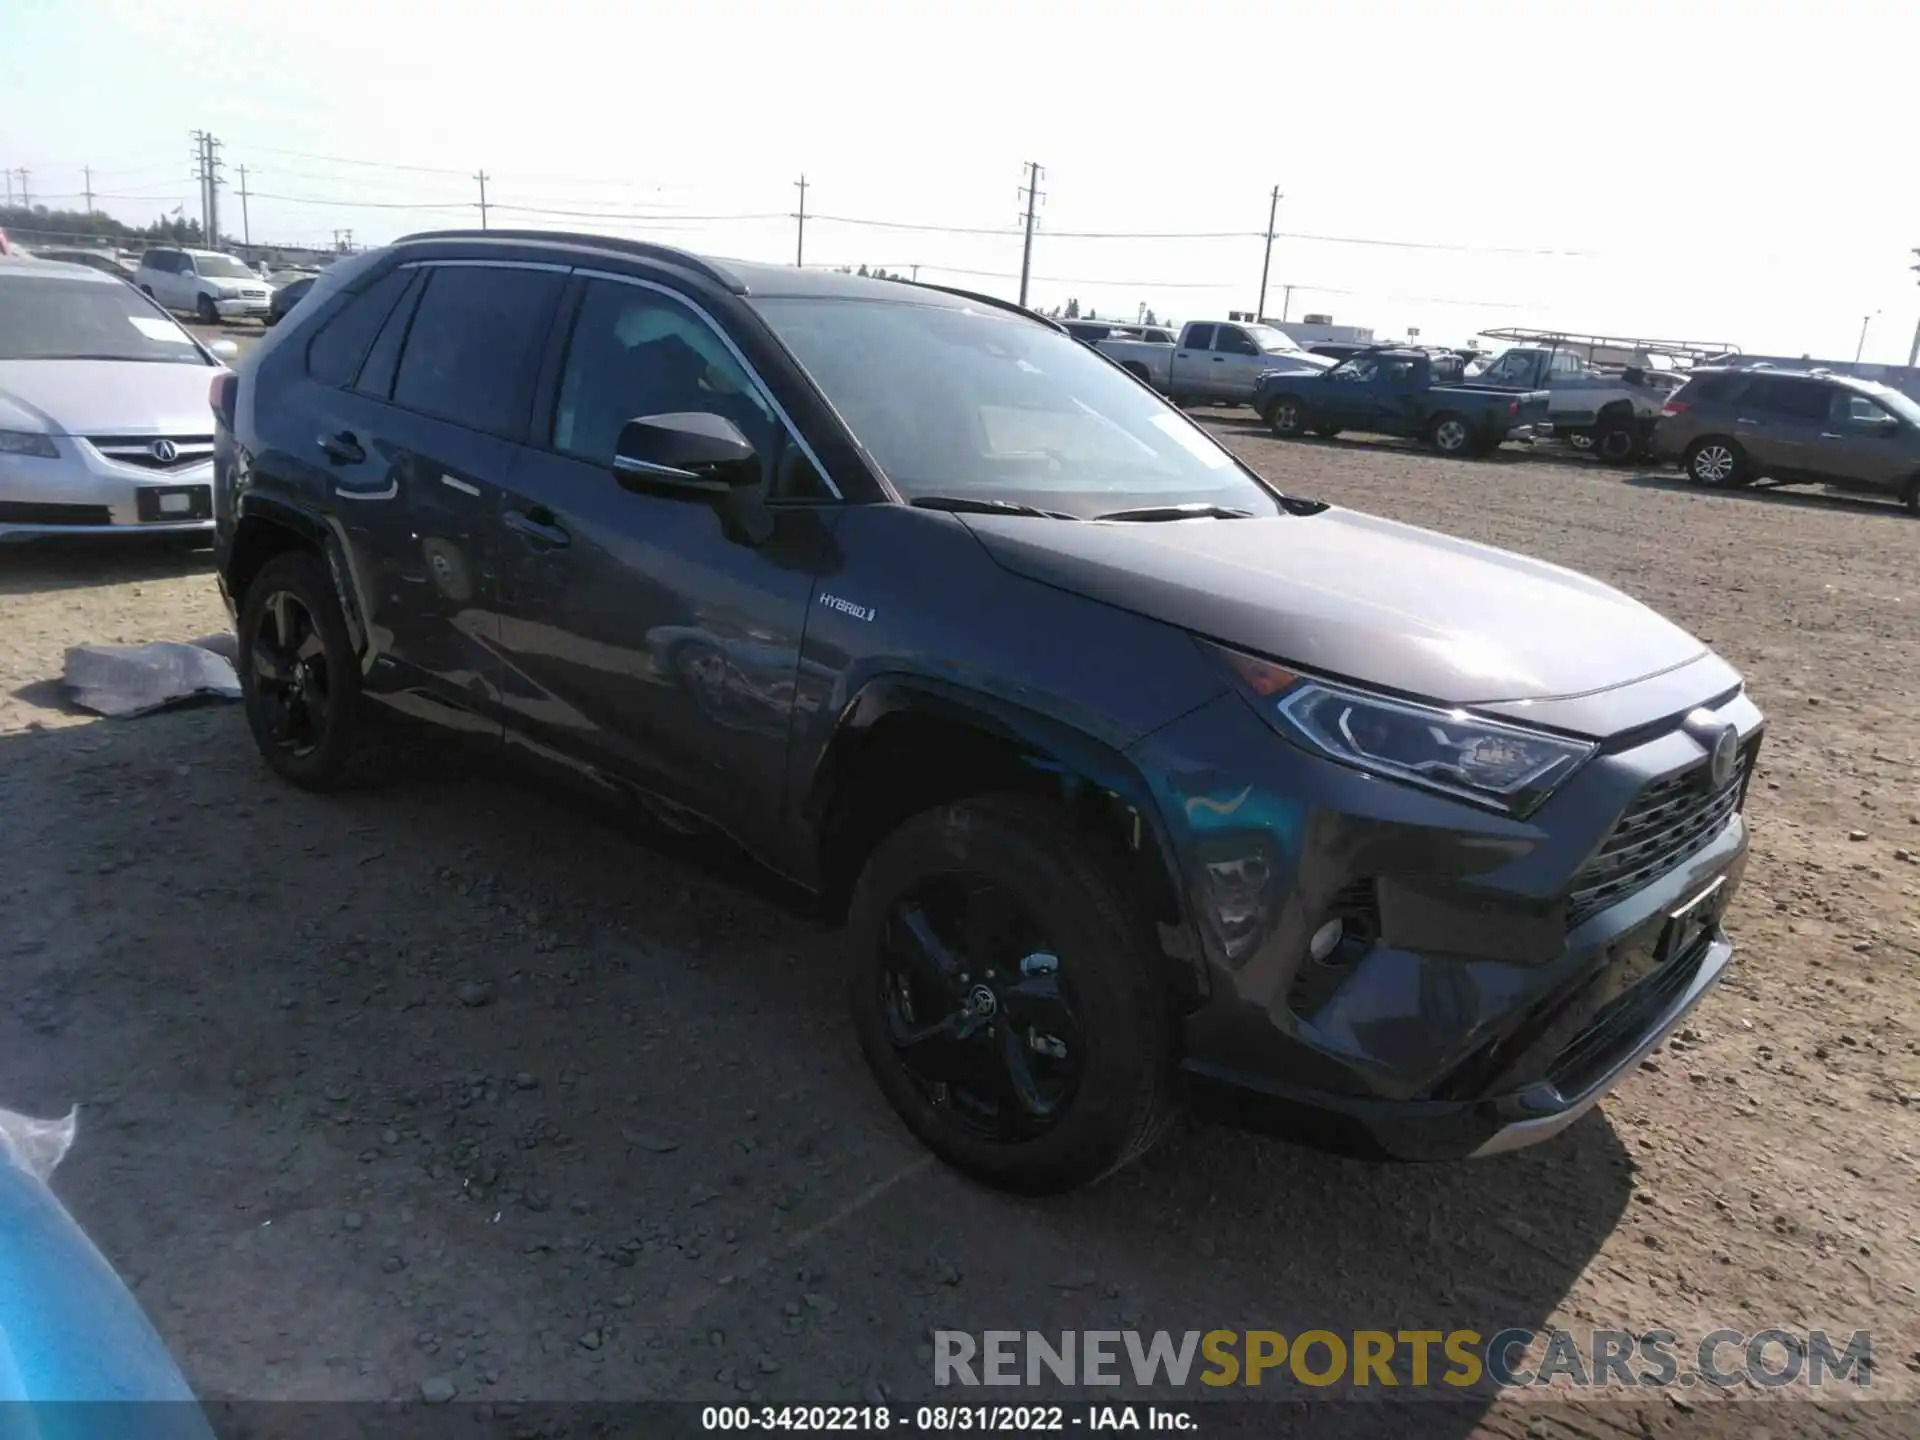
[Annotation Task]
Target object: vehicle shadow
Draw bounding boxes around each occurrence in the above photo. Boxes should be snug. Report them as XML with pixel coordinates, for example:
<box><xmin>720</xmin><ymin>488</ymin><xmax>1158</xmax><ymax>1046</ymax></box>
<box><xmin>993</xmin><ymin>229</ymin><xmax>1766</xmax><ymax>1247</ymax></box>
<box><xmin>0</xmin><ymin>538</ymin><xmax>214</xmax><ymax>597</ymax></box>
<box><xmin>0</xmin><ymin>712</ymin><xmax>1630</xmax><ymax>1428</ymax></box>
<box><xmin>1622</xmin><ymin>471</ymin><xmax>1913</xmax><ymax>519</ymax></box>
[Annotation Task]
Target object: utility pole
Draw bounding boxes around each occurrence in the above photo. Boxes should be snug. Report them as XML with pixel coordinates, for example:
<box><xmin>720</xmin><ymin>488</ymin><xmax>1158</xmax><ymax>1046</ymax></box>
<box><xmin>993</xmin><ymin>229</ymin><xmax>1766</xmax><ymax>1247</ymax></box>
<box><xmin>1909</xmin><ymin>249</ymin><xmax>1920</xmax><ymax>369</ymax></box>
<box><xmin>237</xmin><ymin>164</ymin><xmax>252</xmax><ymax>247</ymax></box>
<box><xmin>1017</xmin><ymin>161</ymin><xmax>1044</xmax><ymax>308</ymax></box>
<box><xmin>83</xmin><ymin>166</ymin><xmax>94</xmax><ymax>215</ymax></box>
<box><xmin>1256</xmin><ymin>185</ymin><xmax>1281</xmax><ymax>320</ymax></box>
<box><xmin>12</xmin><ymin>168</ymin><xmax>29</xmax><ymax>209</ymax></box>
<box><xmin>4</xmin><ymin>167</ymin><xmax>11</xmax><ymax>206</ymax></box>
<box><xmin>1280</xmin><ymin>283</ymin><xmax>1295</xmax><ymax>322</ymax></box>
<box><xmin>206</xmin><ymin>134</ymin><xmax>222</xmax><ymax>245</ymax></box>
<box><xmin>1856</xmin><ymin>312</ymin><xmax>1878</xmax><ymax>364</ymax></box>
<box><xmin>475</xmin><ymin>170</ymin><xmax>490</xmax><ymax>230</ymax></box>
<box><xmin>910</xmin><ymin>263</ymin><xmax>920</xmax><ymax>282</ymax></box>
<box><xmin>793</xmin><ymin>174</ymin><xmax>808</xmax><ymax>266</ymax></box>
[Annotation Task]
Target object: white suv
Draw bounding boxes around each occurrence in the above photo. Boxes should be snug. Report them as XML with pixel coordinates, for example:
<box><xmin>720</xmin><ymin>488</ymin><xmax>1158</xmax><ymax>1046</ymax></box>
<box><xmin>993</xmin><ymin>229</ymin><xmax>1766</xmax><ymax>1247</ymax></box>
<box><xmin>135</xmin><ymin>248</ymin><xmax>273</xmax><ymax>324</ymax></box>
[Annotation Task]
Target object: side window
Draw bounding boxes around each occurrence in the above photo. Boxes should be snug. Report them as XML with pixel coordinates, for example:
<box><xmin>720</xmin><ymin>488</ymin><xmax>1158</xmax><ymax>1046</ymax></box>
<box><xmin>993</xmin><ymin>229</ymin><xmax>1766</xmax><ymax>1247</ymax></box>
<box><xmin>1687</xmin><ymin>372</ymin><xmax>1745</xmax><ymax>404</ymax></box>
<box><xmin>184</xmin><ymin>255</ymin><xmax>202</xmax><ymax>276</ymax></box>
<box><xmin>391</xmin><ymin>265</ymin><xmax>564</xmax><ymax>438</ymax></box>
<box><xmin>1832</xmin><ymin>391</ymin><xmax>1892</xmax><ymax>427</ymax></box>
<box><xmin>306</xmin><ymin>267</ymin><xmax>416</xmax><ymax>390</ymax></box>
<box><xmin>1548</xmin><ymin>351</ymin><xmax>1583</xmax><ymax>376</ymax></box>
<box><xmin>1330</xmin><ymin>358</ymin><xmax>1378</xmax><ymax>384</ymax></box>
<box><xmin>1750</xmin><ymin>377</ymin><xmax>1828</xmax><ymax>421</ymax></box>
<box><xmin>1182</xmin><ymin>324</ymin><xmax>1215</xmax><ymax>351</ymax></box>
<box><xmin>550</xmin><ymin>279</ymin><xmax>826</xmax><ymax>499</ymax></box>
<box><xmin>1216</xmin><ymin>327</ymin><xmax>1259</xmax><ymax>356</ymax></box>
<box><xmin>352</xmin><ymin>270</ymin><xmax>427</xmax><ymax>399</ymax></box>
<box><xmin>1483</xmin><ymin>352</ymin><xmax>1525</xmax><ymax>382</ymax></box>
<box><xmin>148</xmin><ymin>251</ymin><xmax>177</xmax><ymax>274</ymax></box>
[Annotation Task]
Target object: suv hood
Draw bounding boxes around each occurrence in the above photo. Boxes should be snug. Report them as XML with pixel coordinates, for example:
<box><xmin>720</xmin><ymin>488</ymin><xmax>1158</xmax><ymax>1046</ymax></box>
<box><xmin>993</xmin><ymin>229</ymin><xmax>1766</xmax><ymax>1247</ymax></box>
<box><xmin>0</xmin><ymin>359</ymin><xmax>218</xmax><ymax>436</ymax></box>
<box><xmin>963</xmin><ymin>508</ymin><xmax>1705</xmax><ymax>708</ymax></box>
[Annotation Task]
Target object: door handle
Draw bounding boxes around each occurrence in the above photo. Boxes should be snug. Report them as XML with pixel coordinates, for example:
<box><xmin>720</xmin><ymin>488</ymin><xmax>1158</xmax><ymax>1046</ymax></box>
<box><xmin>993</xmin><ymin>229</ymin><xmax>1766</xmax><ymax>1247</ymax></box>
<box><xmin>317</xmin><ymin>431</ymin><xmax>365</xmax><ymax>465</ymax></box>
<box><xmin>1819</xmin><ymin>433</ymin><xmax>1844</xmax><ymax>440</ymax></box>
<box><xmin>505</xmin><ymin>507</ymin><xmax>570</xmax><ymax>548</ymax></box>
<box><xmin>1735</xmin><ymin>417</ymin><xmax>1759</xmax><ymax>426</ymax></box>
<box><xmin>1212</xmin><ymin>356</ymin><xmax>1226</xmax><ymax>363</ymax></box>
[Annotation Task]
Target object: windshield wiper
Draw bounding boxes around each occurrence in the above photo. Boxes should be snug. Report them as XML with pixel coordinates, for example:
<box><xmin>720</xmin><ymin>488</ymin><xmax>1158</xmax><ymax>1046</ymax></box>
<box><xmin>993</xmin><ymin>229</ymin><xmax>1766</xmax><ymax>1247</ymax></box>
<box><xmin>910</xmin><ymin>495</ymin><xmax>1080</xmax><ymax>521</ymax></box>
<box><xmin>1093</xmin><ymin>503</ymin><xmax>1256</xmax><ymax>522</ymax></box>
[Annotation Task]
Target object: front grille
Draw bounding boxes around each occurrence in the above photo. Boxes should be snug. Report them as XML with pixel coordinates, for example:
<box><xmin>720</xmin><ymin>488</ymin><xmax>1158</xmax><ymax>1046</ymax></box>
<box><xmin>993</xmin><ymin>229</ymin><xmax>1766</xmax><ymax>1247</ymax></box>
<box><xmin>0</xmin><ymin>501</ymin><xmax>114</xmax><ymax>525</ymax></box>
<box><xmin>86</xmin><ymin>434</ymin><xmax>215</xmax><ymax>472</ymax></box>
<box><xmin>1566</xmin><ymin>737</ymin><xmax>1757</xmax><ymax>929</ymax></box>
<box><xmin>1546</xmin><ymin>928</ymin><xmax>1712</xmax><ymax>1094</ymax></box>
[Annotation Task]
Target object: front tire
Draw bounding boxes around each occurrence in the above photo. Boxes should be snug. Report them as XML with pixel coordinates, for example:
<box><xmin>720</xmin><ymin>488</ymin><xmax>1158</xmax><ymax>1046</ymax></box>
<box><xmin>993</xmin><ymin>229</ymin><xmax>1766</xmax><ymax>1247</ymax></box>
<box><xmin>1683</xmin><ymin>437</ymin><xmax>1749</xmax><ymax>488</ymax></box>
<box><xmin>1904</xmin><ymin>475</ymin><xmax>1920</xmax><ymax>516</ymax></box>
<box><xmin>237</xmin><ymin>551</ymin><xmax>396</xmax><ymax>791</ymax></box>
<box><xmin>1268</xmin><ymin>399</ymin><xmax>1307</xmax><ymax>438</ymax></box>
<box><xmin>847</xmin><ymin>795</ymin><xmax>1174</xmax><ymax>1194</ymax></box>
<box><xmin>196</xmin><ymin>293</ymin><xmax>219</xmax><ymax>326</ymax></box>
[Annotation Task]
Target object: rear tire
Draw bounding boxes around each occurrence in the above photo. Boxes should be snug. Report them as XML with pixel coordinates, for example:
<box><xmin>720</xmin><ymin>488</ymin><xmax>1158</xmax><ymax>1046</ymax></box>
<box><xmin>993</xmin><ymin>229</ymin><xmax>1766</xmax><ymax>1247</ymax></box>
<box><xmin>1268</xmin><ymin>399</ymin><xmax>1307</xmax><ymax>438</ymax></box>
<box><xmin>847</xmin><ymin>794</ymin><xmax>1174</xmax><ymax>1194</ymax></box>
<box><xmin>1683</xmin><ymin>437</ymin><xmax>1749</xmax><ymax>488</ymax></box>
<box><xmin>1429</xmin><ymin>412</ymin><xmax>1473</xmax><ymax>455</ymax></box>
<box><xmin>1594</xmin><ymin>420</ymin><xmax>1639</xmax><ymax>465</ymax></box>
<box><xmin>237</xmin><ymin>551</ymin><xmax>398</xmax><ymax>792</ymax></box>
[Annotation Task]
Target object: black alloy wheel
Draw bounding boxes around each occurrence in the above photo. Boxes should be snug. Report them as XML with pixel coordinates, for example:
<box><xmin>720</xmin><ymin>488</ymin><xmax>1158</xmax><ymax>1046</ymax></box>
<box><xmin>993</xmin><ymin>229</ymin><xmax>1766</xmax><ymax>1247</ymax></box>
<box><xmin>250</xmin><ymin>588</ymin><xmax>332</xmax><ymax>758</ymax></box>
<box><xmin>877</xmin><ymin>874</ymin><xmax>1084</xmax><ymax>1142</ymax></box>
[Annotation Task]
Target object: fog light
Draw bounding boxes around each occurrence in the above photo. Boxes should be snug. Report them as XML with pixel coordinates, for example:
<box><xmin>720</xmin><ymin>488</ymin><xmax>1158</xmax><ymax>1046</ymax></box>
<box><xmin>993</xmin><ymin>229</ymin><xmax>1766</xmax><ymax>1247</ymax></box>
<box><xmin>1308</xmin><ymin>918</ymin><xmax>1344</xmax><ymax>962</ymax></box>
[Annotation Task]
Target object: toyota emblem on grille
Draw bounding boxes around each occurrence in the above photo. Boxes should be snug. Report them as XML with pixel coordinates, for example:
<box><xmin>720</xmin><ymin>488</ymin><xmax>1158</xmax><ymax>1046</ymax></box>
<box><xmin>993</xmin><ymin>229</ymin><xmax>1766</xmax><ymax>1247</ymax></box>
<box><xmin>1683</xmin><ymin>708</ymin><xmax>1740</xmax><ymax>792</ymax></box>
<box><xmin>149</xmin><ymin>438</ymin><xmax>179</xmax><ymax>464</ymax></box>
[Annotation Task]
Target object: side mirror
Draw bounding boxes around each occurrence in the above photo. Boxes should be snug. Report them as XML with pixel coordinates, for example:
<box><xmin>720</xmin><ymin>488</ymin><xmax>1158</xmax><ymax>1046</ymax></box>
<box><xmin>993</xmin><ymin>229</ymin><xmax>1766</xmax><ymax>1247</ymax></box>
<box><xmin>208</xmin><ymin>339</ymin><xmax>239</xmax><ymax>361</ymax></box>
<box><xmin>611</xmin><ymin>412</ymin><xmax>771</xmax><ymax>545</ymax></box>
<box><xmin>612</xmin><ymin>412</ymin><xmax>759</xmax><ymax>492</ymax></box>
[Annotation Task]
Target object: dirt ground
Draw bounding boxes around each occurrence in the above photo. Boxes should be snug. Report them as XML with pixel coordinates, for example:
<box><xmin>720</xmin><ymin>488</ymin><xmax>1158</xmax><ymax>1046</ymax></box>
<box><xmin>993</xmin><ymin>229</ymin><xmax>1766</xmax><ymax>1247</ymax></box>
<box><xmin>1</xmin><ymin>421</ymin><xmax>1916</xmax><ymax>1437</ymax></box>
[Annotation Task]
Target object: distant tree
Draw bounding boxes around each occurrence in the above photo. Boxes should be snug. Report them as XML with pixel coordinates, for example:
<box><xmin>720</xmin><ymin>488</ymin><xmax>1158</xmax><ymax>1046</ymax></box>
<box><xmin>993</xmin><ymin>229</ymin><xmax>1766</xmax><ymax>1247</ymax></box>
<box><xmin>1064</xmin><ymin>298</ymin><xmax>1080</xmax><ymax>319</ymax></box>
<box><xmin>1143</xmin><ymin>308</ymin><xmax>1159</xmax><ymax>327</ymax></box>
<box><xmin>0</xmin><ymin>202</ymin><xmax>203</xmax><ymax>248</ymax></box>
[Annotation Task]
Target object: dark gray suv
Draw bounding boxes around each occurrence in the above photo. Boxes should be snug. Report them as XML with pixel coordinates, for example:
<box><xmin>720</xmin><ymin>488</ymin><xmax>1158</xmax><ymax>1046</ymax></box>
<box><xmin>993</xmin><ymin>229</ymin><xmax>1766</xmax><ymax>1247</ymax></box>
<box><xmin>1651</xmin><ymin>365</ymin><xmax>1920</xmax><ymax>512</ymax></box>
<box><xmin>212</xmin><ymin>229</ymin><xmax>1765</xmax><ymax>1192</ymax></box>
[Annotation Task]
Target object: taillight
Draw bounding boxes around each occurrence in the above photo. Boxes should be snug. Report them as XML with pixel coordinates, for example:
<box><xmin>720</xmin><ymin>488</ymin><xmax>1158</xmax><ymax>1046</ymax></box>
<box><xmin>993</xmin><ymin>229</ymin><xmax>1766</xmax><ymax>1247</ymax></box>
<box><xmin>209</xmin><ymin>371</ymin><xmax>237</xmax><ymax>429</ymax></box>
<box><xmin>1508</xmin><ymin>399</ymin><xmax>1519</xmax><ymax>415</ymax></box>
<box><xmin>1660</xmin><ymin>401</ymin><xmax>1688</xmax><ymax>417</ymax></box>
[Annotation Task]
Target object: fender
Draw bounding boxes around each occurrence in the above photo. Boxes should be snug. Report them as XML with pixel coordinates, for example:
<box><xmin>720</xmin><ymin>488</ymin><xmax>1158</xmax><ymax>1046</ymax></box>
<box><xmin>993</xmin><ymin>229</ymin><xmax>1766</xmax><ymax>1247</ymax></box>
<box><xmin>229</xmin><ymin>490</ymin><xmax>377</xmax><ymax>667</ymax></box>
<box><xmin>799</xmin><ymin>674</ymin><xmax>1208</xmax><ymax>997</ymax></box>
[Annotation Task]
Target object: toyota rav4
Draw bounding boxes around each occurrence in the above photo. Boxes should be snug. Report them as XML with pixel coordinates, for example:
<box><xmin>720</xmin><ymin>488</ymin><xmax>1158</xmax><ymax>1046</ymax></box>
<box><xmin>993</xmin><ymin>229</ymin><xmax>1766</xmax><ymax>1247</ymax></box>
<box><xmin>211</xmin><ymin>230</ymin><xmax>1764</xmax><ymax>1193</ymax></box>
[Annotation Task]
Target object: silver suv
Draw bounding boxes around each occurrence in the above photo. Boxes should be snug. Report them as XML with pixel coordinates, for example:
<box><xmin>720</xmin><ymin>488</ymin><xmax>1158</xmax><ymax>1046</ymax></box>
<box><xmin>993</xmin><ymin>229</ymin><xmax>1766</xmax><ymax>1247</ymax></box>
<box><xmin>135</xmin><ymin>247</ymin><xmax>273</xmax><ymax>325</ymax></box>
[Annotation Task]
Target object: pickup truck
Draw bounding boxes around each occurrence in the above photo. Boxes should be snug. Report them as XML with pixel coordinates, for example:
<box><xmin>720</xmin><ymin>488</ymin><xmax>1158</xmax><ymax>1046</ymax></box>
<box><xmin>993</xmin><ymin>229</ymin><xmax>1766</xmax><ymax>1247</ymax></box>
<box><xmin>1096</xmin><ymin>319</ymin><xmax>1331</xmax><ymax>405</ymax></box>
<box><xmin>1254</xmin><ymin>346</ymin><xmax>1549</xmax><ymax>457</ymax></box>
<box><xmin>1471</xmin><ymin>332</ymin><xmax>1723</xmax><ymax>463</ymax></box>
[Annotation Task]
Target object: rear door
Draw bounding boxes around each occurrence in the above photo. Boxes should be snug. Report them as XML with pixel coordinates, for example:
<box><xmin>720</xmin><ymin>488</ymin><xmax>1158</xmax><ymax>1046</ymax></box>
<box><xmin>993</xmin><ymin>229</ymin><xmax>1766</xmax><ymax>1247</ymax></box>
<box><xmin>1735</xmin><ymin>375</ymin><xmax>1829</xmax><ymax>476</ymax></box>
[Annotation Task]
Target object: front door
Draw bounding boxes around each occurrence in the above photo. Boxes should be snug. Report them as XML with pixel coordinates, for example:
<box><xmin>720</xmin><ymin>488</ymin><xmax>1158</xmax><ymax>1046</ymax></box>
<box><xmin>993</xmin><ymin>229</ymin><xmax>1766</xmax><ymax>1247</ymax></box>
<box><xmin>1210</xmin><ymin>325</ymin><xmax>1268</xmax><ymax>400</ymax></box>
<box><xmin>1818</xmin><ymin>389</ymin><xmax>1912</xmax><ymax>494</ymax></box>
<box><xmin>493</xmin><ymin>273</ymin><xmax>839</xmax><ymax>850</ymax></box>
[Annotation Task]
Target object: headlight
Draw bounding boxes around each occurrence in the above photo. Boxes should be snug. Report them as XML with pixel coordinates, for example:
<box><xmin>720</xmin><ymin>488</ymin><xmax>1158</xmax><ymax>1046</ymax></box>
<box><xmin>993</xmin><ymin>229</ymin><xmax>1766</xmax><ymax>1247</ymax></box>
<box><xmin>0</xmin><ymin>430</ymin><xmax>59</xmax><ymax>459</ymax></box>
<box><xmin>1205</xmin><ymin>643</ymin><xmax>1594</xmax><ymax>817</ymax></box>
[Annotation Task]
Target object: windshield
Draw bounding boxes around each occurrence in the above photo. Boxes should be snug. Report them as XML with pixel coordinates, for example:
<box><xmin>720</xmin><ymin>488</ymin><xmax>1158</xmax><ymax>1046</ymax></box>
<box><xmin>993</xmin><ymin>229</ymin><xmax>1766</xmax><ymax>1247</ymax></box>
<box><xmin>1245</xmin><ymin>324</ymin><xmax>1303</xmax><ymax>354</ymax></box>
<box><xmin>0</xmin><ymin>276</ymin><xmax>208</xmax><ymax>364</ymax></box>
<box><xmin>194</xmin><ymin>254</ymin><xmax>255</xmax><ymax>279</ymax></box>
<box><xmin>757</xmin><ymin>297</ymin><xmax>1286</xmax><ymax>518</ymax></box>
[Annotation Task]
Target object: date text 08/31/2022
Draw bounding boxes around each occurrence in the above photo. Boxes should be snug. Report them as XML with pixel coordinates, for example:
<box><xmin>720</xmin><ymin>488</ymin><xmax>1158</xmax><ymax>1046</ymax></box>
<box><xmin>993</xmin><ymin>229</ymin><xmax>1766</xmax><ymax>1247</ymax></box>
<box><xmin>702</xmin><ymin>1404</ymin><xmax>1196</xmax><ymax>1433</ymax></box>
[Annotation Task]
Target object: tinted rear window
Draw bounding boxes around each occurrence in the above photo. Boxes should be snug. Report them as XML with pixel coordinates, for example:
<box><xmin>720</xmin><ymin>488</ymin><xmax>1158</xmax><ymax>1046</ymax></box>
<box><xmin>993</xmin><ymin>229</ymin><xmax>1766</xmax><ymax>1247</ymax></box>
<box><xmin>1746</xmin><ymin>375</ymin><xmax>1829</xmax><ymax>421</ymax></box>
<box><xmin>306</xmin><ymin>267</ymin><xmax>414</xmax><ymax>388</ymax></box>
<box><xmin>1679</xmin><ymin>371</ymin><xmax>1747</xmax><ymax>404</ymax></box>
<box><xmin>391</xmin><ymin>266</ymin><xmax>563</xmax><ymax>438</ymax></box>
<box><xmin>1183</xmin><ymin>324</ymin><xmax>1215</xmax><ymax>350</ymax></box>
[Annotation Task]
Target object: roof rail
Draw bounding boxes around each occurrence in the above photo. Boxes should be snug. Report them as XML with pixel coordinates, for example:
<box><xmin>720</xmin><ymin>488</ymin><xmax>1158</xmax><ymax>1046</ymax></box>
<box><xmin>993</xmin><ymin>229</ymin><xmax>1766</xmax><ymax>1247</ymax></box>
<box><xmin>393</xmin><ymin>229</ymin><xmax>745</xmax><ymax>292</ymax></box>
<box><xmin>901</xmin><ymin>280</ymin><xmax>1066</xmax><ymax>332</ymax></box>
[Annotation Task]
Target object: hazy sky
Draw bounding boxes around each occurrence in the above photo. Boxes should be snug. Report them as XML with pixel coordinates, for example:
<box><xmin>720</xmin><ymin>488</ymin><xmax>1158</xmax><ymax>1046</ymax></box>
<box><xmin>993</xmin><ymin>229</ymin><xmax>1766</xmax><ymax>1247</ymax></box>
<box><xmin>5</xmin><ymin>0</ymin><xmax>1917</xmax><ymax>358</ymax></box>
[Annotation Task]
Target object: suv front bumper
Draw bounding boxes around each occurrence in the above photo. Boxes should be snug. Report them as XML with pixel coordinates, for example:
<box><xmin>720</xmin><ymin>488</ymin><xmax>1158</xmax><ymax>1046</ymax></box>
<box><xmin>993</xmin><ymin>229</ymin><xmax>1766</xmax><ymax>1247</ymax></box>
<box><xmin>1129</xmin><ymin>686</ymin><xmax>1761</xmax><ymax>1161</ymax></box>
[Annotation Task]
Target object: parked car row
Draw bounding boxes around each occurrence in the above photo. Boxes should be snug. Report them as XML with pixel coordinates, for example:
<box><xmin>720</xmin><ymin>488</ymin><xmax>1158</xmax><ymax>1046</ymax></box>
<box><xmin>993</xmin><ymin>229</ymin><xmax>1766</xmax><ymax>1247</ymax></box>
<box><xmin>1256</xmin><ymin>345</ymin><xmax>1550</xmax><ymax>456</ymax></box>
<box><xmin>1091</xmin><ymin>319</ymin><xmax>1332</xmax><ymax>406</ymax></box>
<box><xmin>193</xmin><ymin>228</ymin><xmax>1763</xmax><ymax>1193</ymax></box>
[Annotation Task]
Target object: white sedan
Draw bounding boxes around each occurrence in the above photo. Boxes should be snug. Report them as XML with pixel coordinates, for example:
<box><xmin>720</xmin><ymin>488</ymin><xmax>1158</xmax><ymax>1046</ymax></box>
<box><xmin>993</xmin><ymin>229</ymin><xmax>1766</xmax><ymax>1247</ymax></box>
<box><xmin>0</xmin><ymin>259</ymin><xmax>239</xmax><ymax>542</ymax></box>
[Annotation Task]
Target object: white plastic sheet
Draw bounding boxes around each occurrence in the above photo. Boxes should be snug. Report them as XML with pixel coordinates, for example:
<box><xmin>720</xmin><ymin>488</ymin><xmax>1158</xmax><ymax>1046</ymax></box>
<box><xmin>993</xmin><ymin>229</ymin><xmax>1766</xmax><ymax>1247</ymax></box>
<box><xmin>62</xmin><ymin>640</ymin><xmax>241</xmax><ymax>719</ymax></box>
<box><xmin>0</xmin><ymin>1105</ymin><xmax>76</xmax><ymax>1181</ymax></box>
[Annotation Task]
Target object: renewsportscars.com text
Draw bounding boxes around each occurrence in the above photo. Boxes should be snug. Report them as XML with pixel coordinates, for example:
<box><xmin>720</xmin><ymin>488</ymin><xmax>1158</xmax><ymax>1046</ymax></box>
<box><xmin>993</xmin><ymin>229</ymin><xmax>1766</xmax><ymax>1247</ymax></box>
<box><xmin>933</xmin><ymin>1328</ymin><xmax>1875</xmax><ymax>1391</ymax></box>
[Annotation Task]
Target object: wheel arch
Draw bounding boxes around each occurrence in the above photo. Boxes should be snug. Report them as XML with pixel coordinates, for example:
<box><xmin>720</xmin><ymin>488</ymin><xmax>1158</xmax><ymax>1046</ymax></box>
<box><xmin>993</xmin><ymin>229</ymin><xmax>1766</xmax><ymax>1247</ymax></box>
<box><xmin>803</xmin><ymin>676</ymin><xmax>1206</xmax><ymax>1001</ymax></box>
<box><xmin>227</xmin><ymin>499</ymin><xmax>371</xmax><ymax>658</ymax></box>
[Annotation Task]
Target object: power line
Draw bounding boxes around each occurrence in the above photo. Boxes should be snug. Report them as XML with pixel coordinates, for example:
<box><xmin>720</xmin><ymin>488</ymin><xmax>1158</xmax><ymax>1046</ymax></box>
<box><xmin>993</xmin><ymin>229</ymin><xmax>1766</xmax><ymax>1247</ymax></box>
<box><xmin>237</xmin><ymin>142</ymin><xmax>471</xmax><ymax>176</ymax></box>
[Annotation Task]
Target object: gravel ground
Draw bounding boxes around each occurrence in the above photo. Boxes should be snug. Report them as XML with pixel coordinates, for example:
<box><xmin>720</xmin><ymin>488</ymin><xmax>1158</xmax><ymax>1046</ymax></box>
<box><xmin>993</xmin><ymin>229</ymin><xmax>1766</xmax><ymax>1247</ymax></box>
<box><xmin>1</xmin><ymin>421</ymin><xmax>1915</xmax><ymax>1437</ymax></box>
